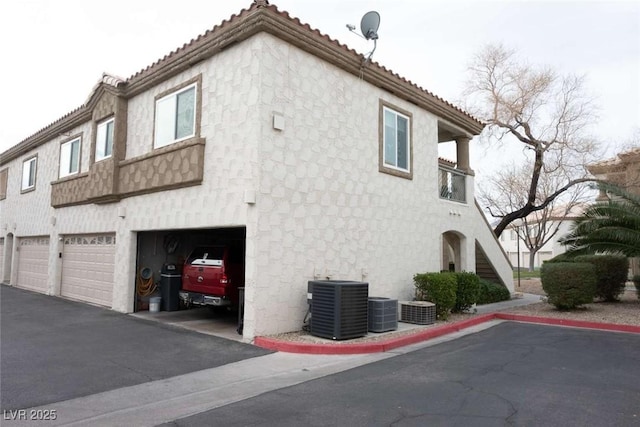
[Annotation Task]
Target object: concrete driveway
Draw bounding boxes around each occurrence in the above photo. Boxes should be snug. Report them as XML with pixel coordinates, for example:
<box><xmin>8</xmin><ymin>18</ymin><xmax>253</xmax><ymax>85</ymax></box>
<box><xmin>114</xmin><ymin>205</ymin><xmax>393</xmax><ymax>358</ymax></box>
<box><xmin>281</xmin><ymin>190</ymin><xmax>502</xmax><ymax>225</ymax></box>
<box><xmin>0</xmin><ymin>285</ymin><xmax>270</xmax><ymax>410</ymax></box>
<box><xmin>167</xmin><ymin>322</ymin><xmax>640</xmax><ymax>427</ymax></box>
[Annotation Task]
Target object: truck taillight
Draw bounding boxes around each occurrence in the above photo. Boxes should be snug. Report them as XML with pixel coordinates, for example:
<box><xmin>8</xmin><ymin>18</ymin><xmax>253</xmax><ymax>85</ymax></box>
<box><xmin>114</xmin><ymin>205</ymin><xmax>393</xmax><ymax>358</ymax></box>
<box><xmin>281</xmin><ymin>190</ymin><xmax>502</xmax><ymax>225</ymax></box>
<box><xmin>220</xmin><ymin>274</ymin><xmax>228</xmax><ymax>284</ymax></box>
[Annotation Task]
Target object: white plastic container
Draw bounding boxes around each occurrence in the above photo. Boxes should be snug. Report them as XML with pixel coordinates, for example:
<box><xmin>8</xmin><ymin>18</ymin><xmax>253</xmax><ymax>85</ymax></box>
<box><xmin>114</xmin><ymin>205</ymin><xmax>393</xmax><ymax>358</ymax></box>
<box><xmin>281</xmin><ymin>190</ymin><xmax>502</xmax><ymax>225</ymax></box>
<box><xmin>149</xmin><ymin>296</ymin><xmax>161</xmax><ymax>313</ymax></box>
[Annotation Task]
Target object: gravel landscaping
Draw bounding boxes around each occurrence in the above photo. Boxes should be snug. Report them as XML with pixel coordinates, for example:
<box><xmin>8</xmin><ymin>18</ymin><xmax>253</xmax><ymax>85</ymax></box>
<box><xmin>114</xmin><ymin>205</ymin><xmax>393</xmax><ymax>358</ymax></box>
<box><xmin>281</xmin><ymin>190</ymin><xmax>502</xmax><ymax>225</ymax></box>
<box><xmin>505</xmin><ymin>278</ymin><xmax>640</xmax><ymax>327</ymax></box>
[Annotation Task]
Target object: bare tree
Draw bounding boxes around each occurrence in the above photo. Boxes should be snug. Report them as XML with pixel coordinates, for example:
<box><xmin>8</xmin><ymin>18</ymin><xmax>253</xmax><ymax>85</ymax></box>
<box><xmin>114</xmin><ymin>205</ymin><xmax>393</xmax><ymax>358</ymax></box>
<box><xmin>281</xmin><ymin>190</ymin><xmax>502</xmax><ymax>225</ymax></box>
<box><xmin>464</xmin><ymin>44</ymin><xmax>600</xmax><ymax>237</ymax></box>
<box><xmin>480</xmin><ymin>163</ymin><xmax>589</xmax><ymax>270</ymax></box>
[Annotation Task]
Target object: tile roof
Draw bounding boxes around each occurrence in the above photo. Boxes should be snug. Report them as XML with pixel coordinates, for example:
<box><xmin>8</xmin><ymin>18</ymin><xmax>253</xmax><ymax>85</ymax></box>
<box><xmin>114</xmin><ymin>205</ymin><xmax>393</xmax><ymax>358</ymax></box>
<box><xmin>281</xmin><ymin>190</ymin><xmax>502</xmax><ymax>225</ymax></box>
<box><xmin>1</xmin><ymin>1</ymin><xmax>483</xmax><ymax>164</ymax></box>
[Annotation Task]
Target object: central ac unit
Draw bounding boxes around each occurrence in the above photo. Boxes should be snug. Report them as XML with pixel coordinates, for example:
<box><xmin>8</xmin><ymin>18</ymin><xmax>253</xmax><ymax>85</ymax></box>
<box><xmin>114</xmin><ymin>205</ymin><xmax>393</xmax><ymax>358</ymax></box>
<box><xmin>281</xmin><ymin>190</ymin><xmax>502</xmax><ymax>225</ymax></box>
<box><xmin>368</xmin><ymin>297</ymin><xmax>398</xmax><ymax>332</ymax></box>
<box><xmin>309</xmin><ymin>280</ymin><xmax>368</xmax><ymax>340</ymax></box>
<box><xmin>399</xmin><ymin>301</ymin><xmax>436</xmax><ymax>325</ymax></box>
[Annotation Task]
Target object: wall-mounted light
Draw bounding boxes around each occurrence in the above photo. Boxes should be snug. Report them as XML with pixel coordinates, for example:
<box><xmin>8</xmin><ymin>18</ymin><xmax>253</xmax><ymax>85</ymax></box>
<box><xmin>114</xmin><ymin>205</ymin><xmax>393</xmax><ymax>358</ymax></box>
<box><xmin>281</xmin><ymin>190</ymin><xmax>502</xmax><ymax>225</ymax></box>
<box><xmin>117</xmin><ymin>207</ymin><xmax>126</xmax><ymax>218</ymax></box>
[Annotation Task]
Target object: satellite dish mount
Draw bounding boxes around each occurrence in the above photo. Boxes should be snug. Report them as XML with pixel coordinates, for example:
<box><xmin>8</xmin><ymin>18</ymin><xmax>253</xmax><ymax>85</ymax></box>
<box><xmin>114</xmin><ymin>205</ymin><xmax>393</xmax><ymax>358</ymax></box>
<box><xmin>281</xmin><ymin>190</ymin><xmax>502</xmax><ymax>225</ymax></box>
<box><xmin>346</xmin><ymin>11</ymin><xmax>380</xmax><ymax>62</ymax></box>
<box><xmin>360</xmin><ymin>11</ymin><xmax>380</xmax><ymax>62</ymax></box>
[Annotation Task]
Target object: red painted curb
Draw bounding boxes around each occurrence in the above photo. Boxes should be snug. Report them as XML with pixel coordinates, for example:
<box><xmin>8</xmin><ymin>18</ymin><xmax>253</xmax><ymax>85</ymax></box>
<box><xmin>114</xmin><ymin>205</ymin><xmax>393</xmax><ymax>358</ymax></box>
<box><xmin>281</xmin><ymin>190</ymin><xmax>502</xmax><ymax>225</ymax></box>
<box><xmin>253</xmin><ymin>314</ymin><xmax>497</xmax><ymax>354</ymax></box>
<box><xmin>495</xmin><ymin>313</ymin><xmax>640</xmax><ymax>334</ymax></box>
<box><xmin>254</xmin><ymin>312</ymin><xmax>640</xmax><ymax>354</ymax></box>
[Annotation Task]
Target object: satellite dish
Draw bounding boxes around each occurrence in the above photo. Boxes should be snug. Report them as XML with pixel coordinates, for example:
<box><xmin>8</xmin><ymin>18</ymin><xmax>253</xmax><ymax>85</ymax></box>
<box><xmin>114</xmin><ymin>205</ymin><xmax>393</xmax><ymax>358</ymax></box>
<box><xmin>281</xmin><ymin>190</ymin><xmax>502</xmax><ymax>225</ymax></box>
<box><xmin>360</xmin><ymin>11</ymin><xmax>380</xmax><ymax>40</ymax></box>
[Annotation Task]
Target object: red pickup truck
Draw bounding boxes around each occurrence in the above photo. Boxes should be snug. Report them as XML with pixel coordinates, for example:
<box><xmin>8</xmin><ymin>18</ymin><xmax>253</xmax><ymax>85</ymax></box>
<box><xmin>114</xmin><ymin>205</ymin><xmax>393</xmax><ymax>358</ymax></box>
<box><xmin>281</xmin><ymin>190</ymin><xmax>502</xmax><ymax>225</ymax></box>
<box><xmin>179</xmin><ymin>246</ymin><xmax>243</xmax><ymax>308</ymax></box>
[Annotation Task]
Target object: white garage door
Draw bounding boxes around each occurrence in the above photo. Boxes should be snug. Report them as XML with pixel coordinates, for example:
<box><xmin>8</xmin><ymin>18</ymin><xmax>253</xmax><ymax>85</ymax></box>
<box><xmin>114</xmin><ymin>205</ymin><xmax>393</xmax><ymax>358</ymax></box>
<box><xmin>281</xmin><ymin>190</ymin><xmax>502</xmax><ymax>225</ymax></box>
<box><xmin>61</xmin><ymin>234</ymin><xmax>115</xmax><ymax>307</ymax></box>
<box><xmin>16</xmin><ymin>236</ymin><xmax>50</xmax><ymax>293</ymax></box>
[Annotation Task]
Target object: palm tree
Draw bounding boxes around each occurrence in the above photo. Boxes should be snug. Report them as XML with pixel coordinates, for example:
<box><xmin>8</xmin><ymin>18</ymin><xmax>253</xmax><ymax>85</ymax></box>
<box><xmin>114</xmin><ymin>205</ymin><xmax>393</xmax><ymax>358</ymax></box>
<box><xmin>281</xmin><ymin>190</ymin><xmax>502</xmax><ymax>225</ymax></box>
<box><xmin>561</xmin><ymin>184</ymin><xmax>640</xmax><ymax>257</ymax></box>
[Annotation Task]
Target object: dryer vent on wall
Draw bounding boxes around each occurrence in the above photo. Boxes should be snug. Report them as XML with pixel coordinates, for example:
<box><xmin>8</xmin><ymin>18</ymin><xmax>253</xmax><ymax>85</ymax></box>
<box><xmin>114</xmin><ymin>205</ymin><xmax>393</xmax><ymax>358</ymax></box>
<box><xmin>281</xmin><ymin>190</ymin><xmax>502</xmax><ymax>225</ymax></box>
<box><xmin>309</xmin><ymin>280</ymin><xmax>368</xmax><ymax>340</ymax></box>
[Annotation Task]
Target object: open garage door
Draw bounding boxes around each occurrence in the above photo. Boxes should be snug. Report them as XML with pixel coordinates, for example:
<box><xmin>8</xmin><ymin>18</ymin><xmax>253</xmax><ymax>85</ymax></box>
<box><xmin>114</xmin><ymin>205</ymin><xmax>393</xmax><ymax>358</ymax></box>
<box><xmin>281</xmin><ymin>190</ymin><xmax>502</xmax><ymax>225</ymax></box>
<box><xmin>16</xmin><ymin>236</ymin><xmax>49</xmax><ymax>293</ymax></box>
<box><xmin>135</xmin><ymin>227</ymin><xmax>245</xmax><ymax>312</ymax></box>
<box><xmin>61</xmin><ymin>234</ymin><xmax>115</xmax><ymax>307</ymax></box>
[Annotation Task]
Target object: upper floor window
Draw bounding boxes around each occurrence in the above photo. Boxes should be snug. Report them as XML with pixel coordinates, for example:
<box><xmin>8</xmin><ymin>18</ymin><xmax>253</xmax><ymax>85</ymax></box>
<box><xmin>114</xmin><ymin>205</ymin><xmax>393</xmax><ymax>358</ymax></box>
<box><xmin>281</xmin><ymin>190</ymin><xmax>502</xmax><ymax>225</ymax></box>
<box><xmin>379</xmin><ymin>101</ymin><xmax>412</xmax><ymax>179</ymax></box>
<box><xmin>59</xmin><ymin>137</ymin><xmax>81</xmax><ymax>178</ymax></box>
<box><xmin>154</xmin><ymin>83</ymin><xmax>197</xmax><ymax>149</ymax></box>
<box><xmin>0</xmin><ymin>168</ymin><xmax>7</xmax><ymax>200</ymax></box>
<box><xmin>96</xmin><ymin>118</ymin><xmax>114</xmax><ymax>161</ymax></box>
<box><xmin>21</xmin><ymin>156</ymin><xmax>37</xmax><ymax>192</ymax></box>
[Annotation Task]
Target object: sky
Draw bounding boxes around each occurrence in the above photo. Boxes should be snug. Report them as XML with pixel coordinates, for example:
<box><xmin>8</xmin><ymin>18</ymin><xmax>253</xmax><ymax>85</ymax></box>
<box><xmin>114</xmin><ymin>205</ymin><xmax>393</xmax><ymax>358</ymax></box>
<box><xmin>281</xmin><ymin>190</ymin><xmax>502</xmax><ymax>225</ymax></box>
<box><xmin>1</xmin><ymin>0</ymin><xmax>638</xmax><ymax>179</ymax></box>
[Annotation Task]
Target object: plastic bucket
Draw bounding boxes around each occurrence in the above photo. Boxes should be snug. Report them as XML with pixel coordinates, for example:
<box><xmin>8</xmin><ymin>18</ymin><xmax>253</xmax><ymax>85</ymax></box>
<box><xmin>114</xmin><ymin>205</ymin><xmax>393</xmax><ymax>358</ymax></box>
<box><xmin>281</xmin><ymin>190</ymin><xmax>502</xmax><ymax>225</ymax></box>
<box><xmin>149</xmin><ymin>296</ymin><xmax>161</xmax><ymax>313</ymax></box>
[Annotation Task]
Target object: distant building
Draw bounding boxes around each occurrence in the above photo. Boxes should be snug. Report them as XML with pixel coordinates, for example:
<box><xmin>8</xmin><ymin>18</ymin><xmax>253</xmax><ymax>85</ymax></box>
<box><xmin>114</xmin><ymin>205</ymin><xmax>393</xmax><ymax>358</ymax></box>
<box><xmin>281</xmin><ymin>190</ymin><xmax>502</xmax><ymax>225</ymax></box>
<box><xmin>498</xmin><ymin>204</ymin><xmax>587</xmax><ymax>270</ymax></box>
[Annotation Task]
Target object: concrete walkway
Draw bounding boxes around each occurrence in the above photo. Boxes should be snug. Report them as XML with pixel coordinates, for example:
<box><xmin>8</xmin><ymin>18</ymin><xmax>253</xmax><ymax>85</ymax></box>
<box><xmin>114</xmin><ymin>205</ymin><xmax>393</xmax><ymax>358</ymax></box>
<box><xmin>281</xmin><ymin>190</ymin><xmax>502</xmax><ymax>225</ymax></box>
<box><xmin>474</xmin><ymin>292</ymin><xmax>542</xmax><ymax>314</ymax></box>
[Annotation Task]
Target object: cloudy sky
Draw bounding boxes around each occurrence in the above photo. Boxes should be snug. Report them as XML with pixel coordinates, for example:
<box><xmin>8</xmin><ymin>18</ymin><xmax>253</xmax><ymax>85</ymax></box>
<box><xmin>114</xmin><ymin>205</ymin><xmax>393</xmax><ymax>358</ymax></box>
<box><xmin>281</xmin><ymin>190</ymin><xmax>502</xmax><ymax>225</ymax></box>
<box><xmin>1</xmin><ymin>0</ymin><xmax>638</xmax><ymax>176</ymax></box>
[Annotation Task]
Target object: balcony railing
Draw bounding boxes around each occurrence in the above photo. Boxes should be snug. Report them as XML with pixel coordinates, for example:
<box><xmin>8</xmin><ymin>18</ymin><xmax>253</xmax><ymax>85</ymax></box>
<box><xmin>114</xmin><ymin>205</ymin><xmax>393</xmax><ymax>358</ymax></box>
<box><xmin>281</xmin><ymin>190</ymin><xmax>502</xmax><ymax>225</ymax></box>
<box><xmin>439</xmin><ymin>166</ymin><xmax>466</xmax><ymax>203</ymax></box>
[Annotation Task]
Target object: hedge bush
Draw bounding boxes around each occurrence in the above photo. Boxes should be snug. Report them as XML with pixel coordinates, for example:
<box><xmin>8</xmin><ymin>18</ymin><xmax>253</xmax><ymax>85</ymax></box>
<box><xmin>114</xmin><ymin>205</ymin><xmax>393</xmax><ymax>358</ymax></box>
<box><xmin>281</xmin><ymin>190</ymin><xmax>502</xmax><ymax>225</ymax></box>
<box><xmin>543</xmin><ymin>253</ymin><xmax>574</xmax><ymax>264</ymax></box>
<box><xmin>541</xmin><ymin>262</ymin><xmax>596</xmax><ymax>309</ymax></box>
<box><xmin>414</xmin><ymin>272</ymin><xmax>457</xmax><ymax>320</ymax></box>
<box><xmin>633</xmin><ymin>275</ymin><xmax>640</xmax><ymax>300</ymax></box>
<box><xmin>476</xmin><ymin>279</ymin><xmax>511</xmax><ymax>305</ymax></box>
<box><xmin>453</xmin><ymin>272</ymin><xmax>481</xmax><ymax>312</ymax></box>
<box><xmin>574</xmin><ymin>255</ymin><xmax>629</xmax><ymax>302</ymax></box>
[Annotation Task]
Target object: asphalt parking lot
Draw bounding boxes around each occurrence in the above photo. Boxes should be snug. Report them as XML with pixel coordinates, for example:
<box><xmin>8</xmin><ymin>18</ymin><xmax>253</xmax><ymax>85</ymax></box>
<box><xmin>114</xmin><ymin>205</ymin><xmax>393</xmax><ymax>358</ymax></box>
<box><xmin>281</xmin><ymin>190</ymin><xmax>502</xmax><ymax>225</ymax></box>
<box><xmin>166</xmin><ymin>322</ymin><xmax>640</xmax><ymax>427</ymax></box>
<box><xmin>0</xmin><ymin>285</ymin><xmax>270</xmax><ymax>410</ymax></box>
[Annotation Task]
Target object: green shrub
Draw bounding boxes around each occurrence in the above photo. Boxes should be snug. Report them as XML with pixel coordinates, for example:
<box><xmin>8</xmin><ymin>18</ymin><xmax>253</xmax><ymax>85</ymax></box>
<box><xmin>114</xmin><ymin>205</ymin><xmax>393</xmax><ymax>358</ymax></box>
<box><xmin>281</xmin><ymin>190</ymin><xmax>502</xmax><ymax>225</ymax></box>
<box><xmin>544</xmin><ymin>253</ymin><xmax>575</xmax><ymax>264</ymax></box>
<box><xmin>574</xmin><ymin>255</ymin><xmax>629</xmax><ymax>302</ymax></box>
<box><xmin>414</xmin><ymin>272</ymin><xmax>457</xmax><ymax>320</ymax></box>
<box><xmin>453</xmin><ymin>272</ymin><xmax>481</xmax><ymax>312</ymax></box>
<box><xmin>476</xmin><ymin>279</ymin><xmax>511</xmax><ymax>305</ymax></box>
<box><xmin>633</xmin><ymin>275</ymin><xmax>640</xmax><ymax>300</ymax></box>
<box><xmin>541</xmin><ymin>262</ymin><xmax>596</xmax><ymax>309</ymax></box>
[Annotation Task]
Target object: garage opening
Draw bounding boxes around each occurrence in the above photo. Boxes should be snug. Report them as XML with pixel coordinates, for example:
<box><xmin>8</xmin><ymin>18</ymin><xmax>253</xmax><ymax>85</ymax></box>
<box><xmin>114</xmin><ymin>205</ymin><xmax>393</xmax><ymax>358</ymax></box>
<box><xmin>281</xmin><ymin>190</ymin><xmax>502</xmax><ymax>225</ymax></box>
<box><xmin>134</xmin><ymin>227</ymin><xmax>246</xmax><ymax>339</ymax></box>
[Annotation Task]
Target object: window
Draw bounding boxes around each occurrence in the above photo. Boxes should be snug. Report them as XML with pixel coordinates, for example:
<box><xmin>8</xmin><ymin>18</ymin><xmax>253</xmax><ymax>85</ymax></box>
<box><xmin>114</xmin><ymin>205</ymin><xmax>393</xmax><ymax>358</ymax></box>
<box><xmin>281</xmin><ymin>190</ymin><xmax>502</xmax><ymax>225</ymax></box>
<box><xmin>22</xmin><ymin>156</ymin><xmax>37</xmax><ymax>192</ymax></box>
<box><xmin>379</xmin><ymin>101</ymin><xmax>412</xmax><ymax>179</ymax></box>
<box><xmin>96</xmin><ymin>118</ymin><xmax>114</xmax><ymax>161</ymax></box>
<box><xmin>0</xmin><ymin>168</ymin><xmax>7</xmax><ymax>200</ymax></box>
<box><xmin>59</xmin><ymin>137</ymin><xmax>81</xmax><ymax>178</ymax></box>
<box><xmin>154</xmin><ymin>83</ymin><xmax>197</xmax><ymax>148</ymax></box>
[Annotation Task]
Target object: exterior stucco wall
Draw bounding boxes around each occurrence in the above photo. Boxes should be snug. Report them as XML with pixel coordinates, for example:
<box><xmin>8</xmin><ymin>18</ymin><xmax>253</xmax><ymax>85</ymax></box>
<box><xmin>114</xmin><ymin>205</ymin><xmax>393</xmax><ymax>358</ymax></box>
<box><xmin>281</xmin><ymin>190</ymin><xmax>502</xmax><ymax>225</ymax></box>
<box><xmin>1</xmin><ymin>121</ymin><xmax>90</xmax><ymax>295</ymax></box>
<box><xmin>1</xmin><ymin>37</ymin><xmax>262</xmax><ymax>314</ymax></box>
<box><xmin>245</xmin><ymin>35</ymin><xmax>498</xmax><ymax>337</ymax></box>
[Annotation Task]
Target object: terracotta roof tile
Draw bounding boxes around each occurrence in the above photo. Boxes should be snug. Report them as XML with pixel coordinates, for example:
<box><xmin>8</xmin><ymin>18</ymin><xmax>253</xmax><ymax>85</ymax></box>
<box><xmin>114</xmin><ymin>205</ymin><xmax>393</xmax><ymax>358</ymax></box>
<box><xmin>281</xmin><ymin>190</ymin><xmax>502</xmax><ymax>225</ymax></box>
<box><xmin>3</xmin><ymin>1</ymin><xmax>482</xmax><ymax>162</ymax></box>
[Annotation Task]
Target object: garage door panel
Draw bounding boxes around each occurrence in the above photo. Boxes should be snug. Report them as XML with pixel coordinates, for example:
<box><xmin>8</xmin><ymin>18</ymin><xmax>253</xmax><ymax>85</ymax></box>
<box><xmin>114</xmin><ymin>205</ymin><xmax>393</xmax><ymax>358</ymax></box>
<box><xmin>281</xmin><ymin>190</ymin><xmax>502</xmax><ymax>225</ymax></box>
<box><xmin>16</xmin><ymin>237</ymin><xmax>49</xmax><ymax>293</ymax></box>
<box><xmin>61</xmin><ymin>234</ymin><xmax>115</xmax><ymax>307</ymax></box>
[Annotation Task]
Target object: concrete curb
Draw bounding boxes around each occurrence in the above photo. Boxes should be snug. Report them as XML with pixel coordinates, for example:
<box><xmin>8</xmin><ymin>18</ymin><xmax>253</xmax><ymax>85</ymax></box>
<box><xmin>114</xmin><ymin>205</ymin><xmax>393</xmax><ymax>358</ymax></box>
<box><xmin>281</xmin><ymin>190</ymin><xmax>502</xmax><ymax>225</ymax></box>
<box><xmin>254</xmin><ymin>313</ymin><xmax>640</xmax><ymax>354</ymax></box>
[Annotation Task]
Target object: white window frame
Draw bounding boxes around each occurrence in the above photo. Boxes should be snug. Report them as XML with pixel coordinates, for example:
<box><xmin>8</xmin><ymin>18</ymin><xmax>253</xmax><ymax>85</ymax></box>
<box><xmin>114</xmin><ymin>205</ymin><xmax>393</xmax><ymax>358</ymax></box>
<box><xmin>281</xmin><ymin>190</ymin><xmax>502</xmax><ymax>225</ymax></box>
<box><xmin>382</xmin><ymin>106</ymin><xmax>411</xmax><ymax>173</ymax></box>
<box><xmin>22</xmin><ymin>156</ymin><xmax>37</xmax><ymax>191</ymax></box>
<box><xmin>59</xmin><ymin>137</ymin><xmax>81</xmax><ymax>178</ymax></box>
<box><xmin>96</xmin><ymin>118</ymin><xmax>114</xmax><ymax>162</ymax></box>
<box><xmin>154</xmin><ymin>82</ymin><xmax>197</xmax><ymax>149</ymax></box>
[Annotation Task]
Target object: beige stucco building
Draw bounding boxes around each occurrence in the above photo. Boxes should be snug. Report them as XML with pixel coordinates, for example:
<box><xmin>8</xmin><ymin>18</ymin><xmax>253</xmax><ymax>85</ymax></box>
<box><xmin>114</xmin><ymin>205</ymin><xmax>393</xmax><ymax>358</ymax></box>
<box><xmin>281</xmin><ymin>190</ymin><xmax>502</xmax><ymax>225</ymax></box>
<box><xmin>0</xmin><ymin>1</ymin><xmax>512</xmax><ymax>340</ymax></box>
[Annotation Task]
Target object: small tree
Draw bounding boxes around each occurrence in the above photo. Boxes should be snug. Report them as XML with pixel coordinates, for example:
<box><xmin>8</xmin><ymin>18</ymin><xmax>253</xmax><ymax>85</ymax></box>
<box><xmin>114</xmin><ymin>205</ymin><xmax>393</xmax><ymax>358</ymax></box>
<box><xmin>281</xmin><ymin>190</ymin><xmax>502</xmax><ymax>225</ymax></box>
<box><xmin>481</xmin><ymin>163</ymin><xmax>589</xmax><ymax>270</ymax></box>
<box><xmin>464</xmin><ymin>44</ymin><xmax>600</xmax><ymax>238</ymax></box>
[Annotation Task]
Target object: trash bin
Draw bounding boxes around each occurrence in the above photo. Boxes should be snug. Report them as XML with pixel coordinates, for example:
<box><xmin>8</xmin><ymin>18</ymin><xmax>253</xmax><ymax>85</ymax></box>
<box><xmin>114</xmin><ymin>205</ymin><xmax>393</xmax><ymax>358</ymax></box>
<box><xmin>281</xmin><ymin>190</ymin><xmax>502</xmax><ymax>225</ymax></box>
<box><xmin>237</xmin><ymin>287</ymin><xmax>245</xmax><ymax>335</ymax></box>
<box><xmin>160</xmin><ymin>264</ymin><xmax>182</xmax><ymax>311</ymax></box>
